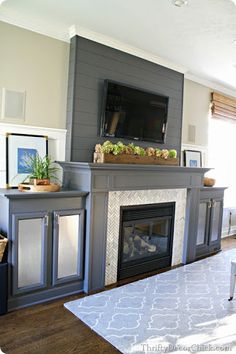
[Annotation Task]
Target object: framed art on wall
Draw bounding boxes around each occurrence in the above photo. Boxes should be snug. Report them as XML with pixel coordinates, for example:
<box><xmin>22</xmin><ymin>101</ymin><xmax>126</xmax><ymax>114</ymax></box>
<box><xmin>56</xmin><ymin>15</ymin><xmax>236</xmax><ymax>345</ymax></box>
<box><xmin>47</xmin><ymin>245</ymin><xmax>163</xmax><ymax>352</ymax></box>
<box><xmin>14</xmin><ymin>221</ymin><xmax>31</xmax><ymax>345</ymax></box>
<box><xmin>184</xmin><ymin>150</ymin><xmax>202</xmax><ymax>168</ymax></box>
<box><xmin>6</xmin><ymin>133</ymin><xmax>48</xmax><ymax>188</ymax></box>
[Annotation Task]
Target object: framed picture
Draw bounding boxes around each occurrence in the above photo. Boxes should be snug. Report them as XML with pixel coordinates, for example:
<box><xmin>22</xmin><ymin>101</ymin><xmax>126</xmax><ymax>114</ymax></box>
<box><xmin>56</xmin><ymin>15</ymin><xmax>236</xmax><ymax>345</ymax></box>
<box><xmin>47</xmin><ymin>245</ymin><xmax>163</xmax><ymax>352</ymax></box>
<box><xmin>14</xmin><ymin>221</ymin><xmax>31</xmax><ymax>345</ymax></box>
<box><xmin>184</xmin><ymin>150</ymin><xmax>202</xmax><ymax>168</ymax></box>
<box><xmin>6</xmin><ymin>133</ymin><xmax>48</xmax><ymax>188</ymax></box>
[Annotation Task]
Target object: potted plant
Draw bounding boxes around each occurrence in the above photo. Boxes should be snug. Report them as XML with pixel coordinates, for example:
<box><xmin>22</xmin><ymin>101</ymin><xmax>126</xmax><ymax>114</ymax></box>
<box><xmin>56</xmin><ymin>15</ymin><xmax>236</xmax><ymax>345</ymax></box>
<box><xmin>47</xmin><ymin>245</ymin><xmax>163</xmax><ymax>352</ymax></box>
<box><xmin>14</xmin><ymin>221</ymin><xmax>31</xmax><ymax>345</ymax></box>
<box><xmin>23</xmin><ymin>154</ymin><xmax>59</xmax><ymax>186</ymax></box>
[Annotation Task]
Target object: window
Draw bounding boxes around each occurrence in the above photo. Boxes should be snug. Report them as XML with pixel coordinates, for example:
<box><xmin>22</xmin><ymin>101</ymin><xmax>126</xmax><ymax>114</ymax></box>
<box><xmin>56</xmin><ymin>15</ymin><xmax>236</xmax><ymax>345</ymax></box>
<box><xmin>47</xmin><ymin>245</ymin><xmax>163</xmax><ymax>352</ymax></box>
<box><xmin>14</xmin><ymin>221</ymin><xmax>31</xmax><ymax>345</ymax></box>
<box><xmin>208</xmin><ymin>93</ymin><xmax>236</xmax><ymax>207</ymax></box>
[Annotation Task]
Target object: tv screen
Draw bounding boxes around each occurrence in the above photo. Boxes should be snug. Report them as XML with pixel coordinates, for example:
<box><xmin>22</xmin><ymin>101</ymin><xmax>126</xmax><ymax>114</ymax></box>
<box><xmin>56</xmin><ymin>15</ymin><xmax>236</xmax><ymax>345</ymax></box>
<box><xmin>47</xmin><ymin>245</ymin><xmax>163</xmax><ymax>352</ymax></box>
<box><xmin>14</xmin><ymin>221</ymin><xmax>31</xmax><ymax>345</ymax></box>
<box><xmin>100</xmin><ymin>80</ymin><xmax>169</xmax><ymax>144</ymax></box>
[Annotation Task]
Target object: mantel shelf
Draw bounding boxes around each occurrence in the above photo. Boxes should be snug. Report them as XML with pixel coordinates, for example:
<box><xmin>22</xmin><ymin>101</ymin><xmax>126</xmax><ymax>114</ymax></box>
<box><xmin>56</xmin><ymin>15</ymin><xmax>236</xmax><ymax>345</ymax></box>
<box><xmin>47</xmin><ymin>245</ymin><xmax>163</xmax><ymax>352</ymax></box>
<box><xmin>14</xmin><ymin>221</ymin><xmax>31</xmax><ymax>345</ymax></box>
<box><xmin>58</xmin><ymin>161</ymin><xmax>211</xmax><ymax>193</ymax></box>
<box><xmin>58</xmin><ymin>161</ymin><xmax>211</xmax><ymax>174</ymax></box>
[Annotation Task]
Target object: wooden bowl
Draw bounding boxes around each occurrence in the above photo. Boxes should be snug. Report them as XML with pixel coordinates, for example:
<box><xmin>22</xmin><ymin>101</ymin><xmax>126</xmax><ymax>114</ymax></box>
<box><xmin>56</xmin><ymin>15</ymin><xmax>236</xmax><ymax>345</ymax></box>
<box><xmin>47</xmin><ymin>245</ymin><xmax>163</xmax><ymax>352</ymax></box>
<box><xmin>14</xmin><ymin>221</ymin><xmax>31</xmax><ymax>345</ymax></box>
<box><xmin>18</xmin><ymin>183</ymin><xmax>60</xmax><ymax>192</ymax></box>
<box><xmin>204</xmin><ymin>177</ymin><xmax>216</xmax><ymax>187</ymax></box>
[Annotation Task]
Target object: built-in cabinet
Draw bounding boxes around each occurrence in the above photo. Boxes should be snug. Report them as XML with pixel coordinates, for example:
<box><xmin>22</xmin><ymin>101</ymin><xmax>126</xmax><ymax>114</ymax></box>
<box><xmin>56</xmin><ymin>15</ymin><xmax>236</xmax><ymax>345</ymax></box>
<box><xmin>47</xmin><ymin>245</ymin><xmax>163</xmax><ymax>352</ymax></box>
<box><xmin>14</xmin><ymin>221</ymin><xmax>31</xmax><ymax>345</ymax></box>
<box><xmin>0</xmin><ymin>190</ymin><xmax>87</xmax><ymax>310</ymax></box>
<box><xmin>12</xmin><ymin>208</ymin><xmax>84</xmax><ymax>296</ymax></box>
<box><xmin>12</xmin><ymin>211</ymin><xmax>48</xmax><ymax>295</ymax></box>
<box><xmin>52</xmin><ymin>209</ymin><xmax>84</xmax><ymax>285</ymax></box>
<box><xmin>195</xmin><ymin>188</ymin><xmax>225</xmax><ymax>259</ymax></box>
<box><xmin>0</xmin><ymin>181</ymin><xmax>226</xmax><ymax>309</ymax></box>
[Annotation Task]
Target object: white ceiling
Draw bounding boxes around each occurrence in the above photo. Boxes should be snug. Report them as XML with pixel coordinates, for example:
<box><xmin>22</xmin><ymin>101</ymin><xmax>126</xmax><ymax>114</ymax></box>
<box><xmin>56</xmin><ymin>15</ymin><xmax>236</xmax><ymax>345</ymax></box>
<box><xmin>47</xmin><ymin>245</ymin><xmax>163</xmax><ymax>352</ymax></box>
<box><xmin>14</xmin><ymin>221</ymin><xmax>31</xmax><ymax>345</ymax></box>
<box><xmin>1</xmin><ymin>0</ymin><xmax>236</xmax><ymax>94</ymax></box>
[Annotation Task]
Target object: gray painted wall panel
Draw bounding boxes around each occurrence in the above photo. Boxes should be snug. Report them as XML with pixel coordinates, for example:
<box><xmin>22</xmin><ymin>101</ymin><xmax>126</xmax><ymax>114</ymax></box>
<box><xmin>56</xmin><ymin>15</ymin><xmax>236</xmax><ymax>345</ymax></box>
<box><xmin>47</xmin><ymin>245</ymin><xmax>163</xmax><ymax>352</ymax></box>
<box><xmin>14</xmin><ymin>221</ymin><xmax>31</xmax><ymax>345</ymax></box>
<box><xmin>72</xmin><ymin>112</ymin><xmax>98</xmax><ymax>126</ymax></box>
<box><xmin>76</xmin><ymin>38</ymin><xmax>182</xmax><ymax>81</ymax></box>
<box><xmin>66</xmin><ymin>36</ymin><xmax>77</xmax><ymax>161</ymax></box>
<box><xmin>71</xmin><ymin>136</ymin><xmax>180</xmax><ymax>152</ymax></box>
<box><xmin>67</xmin><ymin>36</ymin><xmax>184</xmax><ymax>162</ymax></box>
<box><xmin>75</xmin><ymin>64</ymin><xmax>182</xmax><ymax>101</ymax></box>
<box><xmin>75</xmin><ymin>56</ymin><xmax>182</xmax><ymax>98</ymax></box>
<box><xmin>70</xmin><ymin>149</ymin><xmax>93</xmax><ymax>162</ymax></box>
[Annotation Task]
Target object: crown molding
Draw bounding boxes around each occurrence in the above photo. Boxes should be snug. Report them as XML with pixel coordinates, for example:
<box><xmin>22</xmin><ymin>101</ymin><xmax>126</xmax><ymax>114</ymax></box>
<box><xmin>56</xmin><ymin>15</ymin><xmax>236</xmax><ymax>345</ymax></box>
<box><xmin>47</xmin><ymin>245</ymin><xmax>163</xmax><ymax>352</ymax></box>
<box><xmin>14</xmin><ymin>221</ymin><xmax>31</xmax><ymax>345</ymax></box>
<box><xmin>69</xmin><ymin>25</ymin><xmax>187</xmax><ymax>74</ymax></box>
<box><xmin>70</xmin><ymin>25</ymin><xmax>236</xmax><ymax>96</ymax></box>
<box><xmin>0</xmin><ymin>16</ymin><xmax>70</xmax><ymax>42</ymax></box>
<box><xmin>185</xmin><ymin>72</ymin><xmax>236</xmax><ymax>99</ymax></box>
<box><xmin>2</xmin><ymin>14</ymin><xmax>236</xmax><ymax>96</ymax></box>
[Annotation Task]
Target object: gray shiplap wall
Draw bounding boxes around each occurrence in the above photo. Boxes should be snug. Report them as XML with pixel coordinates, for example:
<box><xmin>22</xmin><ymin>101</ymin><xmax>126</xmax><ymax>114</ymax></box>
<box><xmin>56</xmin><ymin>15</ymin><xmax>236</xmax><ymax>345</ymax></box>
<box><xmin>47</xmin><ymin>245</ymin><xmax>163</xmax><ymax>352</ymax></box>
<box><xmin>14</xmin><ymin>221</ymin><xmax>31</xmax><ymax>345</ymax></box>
<box><xmin>66</xmin><ymin>36</ymin><xmax>184</xmax><ymax>162</ymax></box>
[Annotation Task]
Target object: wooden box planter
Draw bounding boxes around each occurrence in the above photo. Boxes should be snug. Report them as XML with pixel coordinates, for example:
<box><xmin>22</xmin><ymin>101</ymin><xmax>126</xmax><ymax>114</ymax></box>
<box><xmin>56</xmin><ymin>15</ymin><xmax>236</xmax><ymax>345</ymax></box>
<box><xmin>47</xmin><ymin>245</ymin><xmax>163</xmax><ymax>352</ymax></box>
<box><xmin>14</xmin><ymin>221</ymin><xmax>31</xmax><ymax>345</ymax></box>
<box><xmin>93</xmin><ymin>152</ymin><xmax>179</xmax><ymax>165</ymax></box>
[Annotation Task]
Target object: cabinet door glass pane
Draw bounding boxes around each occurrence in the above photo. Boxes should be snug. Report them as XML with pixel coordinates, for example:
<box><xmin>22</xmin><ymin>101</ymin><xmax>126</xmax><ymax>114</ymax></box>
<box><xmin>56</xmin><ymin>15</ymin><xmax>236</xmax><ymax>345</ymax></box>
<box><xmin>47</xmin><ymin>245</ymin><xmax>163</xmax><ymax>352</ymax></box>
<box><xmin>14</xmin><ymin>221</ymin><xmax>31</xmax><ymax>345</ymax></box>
<box><xmin>57</xmin><ymin>214</ymin><xmax>80</xmax><ymax>279</ymax></box>
<box><xmin>18</xmin><ymin>218</ymin><xmax>43</xmax><ymax>288</ymax></box>
<box><xmin>196</xmin><ymin>203</ymin><xmax>207</xmax><ymax>246</ymax></box>
<box><xmin>211</xmin><ymin>201</ymin><xmax>221</xmax><ymax>242</ymax></box>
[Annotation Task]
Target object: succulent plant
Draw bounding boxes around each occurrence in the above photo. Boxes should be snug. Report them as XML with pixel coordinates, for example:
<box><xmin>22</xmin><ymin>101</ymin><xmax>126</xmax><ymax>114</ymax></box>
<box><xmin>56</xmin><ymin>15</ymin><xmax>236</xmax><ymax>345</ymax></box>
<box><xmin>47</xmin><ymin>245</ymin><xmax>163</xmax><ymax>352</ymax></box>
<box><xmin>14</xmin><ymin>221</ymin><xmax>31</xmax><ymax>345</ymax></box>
<box><xmin>116</xmin><ymin>141</ymin><xmax>126</xmax><ymax>154</ymax></box>
<box><xmin>146</xmin><ymin>147</ymin><xmax>156</xmax><ymax>156</ymax></box>
<box><xmin>101</xmin><ymin>141</ymin><xmax>114</xmax><ymax>154</ymax></box>
<box><xmin>124</xmin><ymin>145</ymin><xmax>133</xmax><ymax>155</ymax></box>
<box><xmin>134</xmin><ymin>146</ymin><xmax>146</xmax><ymax>156</ymax></box>
<box><xmin>169</xmin><ymin>149</ymin><xmax>177</xmax><ymax>158</ymax></box>
<box><xmin>97</xmin><ymin>141</ymin><xmax>177</xmax><ymax>159</ymax></box>
<box><xmin>155</xmin><ymin>149</ymin><xmax>162</xmax><ymax>157</ymax></box>
<box><xmin>127</xmin><ymin>143</ymin><xmax>135</xmax><ymax>154</ymax></box>
<box><xmin>161</xmin><ymin>149</ymin><xmax>169</xmax><ymax>159</ymax></box>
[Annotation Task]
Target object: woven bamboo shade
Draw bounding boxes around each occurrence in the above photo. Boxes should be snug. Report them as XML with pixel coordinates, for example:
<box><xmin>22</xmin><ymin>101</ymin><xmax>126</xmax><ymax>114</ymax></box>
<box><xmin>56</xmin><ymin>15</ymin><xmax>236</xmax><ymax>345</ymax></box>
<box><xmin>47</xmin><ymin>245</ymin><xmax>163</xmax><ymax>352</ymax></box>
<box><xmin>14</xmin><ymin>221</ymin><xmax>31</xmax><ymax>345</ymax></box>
<box><xmin>211</xmin><ymin>92</ymin><xmax>236</xmax><ymax>120</ymax></box>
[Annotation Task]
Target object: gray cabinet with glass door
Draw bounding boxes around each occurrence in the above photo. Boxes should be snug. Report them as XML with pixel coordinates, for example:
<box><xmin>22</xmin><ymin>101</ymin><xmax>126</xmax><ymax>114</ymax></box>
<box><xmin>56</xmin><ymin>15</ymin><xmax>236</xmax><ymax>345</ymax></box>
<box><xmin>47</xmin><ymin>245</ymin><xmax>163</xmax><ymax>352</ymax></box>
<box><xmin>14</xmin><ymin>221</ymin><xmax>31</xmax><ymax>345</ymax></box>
<box><xmin>0</xmin><ymin>189</ymin><xmax>87</xmax><ymax>311</ymax></box>
<box><xmin>195</xmin><ymin>188</ymin><xmax>226</xmax><ymax>259</ymax></box>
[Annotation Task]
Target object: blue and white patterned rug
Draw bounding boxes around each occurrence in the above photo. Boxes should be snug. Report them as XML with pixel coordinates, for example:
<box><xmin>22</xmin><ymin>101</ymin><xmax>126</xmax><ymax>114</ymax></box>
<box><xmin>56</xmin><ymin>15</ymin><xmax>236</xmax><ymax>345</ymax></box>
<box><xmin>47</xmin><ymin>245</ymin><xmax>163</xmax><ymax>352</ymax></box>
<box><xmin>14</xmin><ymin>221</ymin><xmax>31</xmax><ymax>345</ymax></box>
<box><xmin>65</xmin><ymin>249</ymin><xmax>236</xmax><ymax>353</ymax></box>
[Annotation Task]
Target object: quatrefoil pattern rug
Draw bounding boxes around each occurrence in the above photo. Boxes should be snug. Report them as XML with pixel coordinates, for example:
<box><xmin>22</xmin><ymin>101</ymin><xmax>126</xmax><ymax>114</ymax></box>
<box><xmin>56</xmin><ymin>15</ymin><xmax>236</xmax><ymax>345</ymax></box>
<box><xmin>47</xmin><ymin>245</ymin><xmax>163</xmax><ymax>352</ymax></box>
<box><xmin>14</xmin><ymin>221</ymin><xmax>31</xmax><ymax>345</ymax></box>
<box><xmin>65</xmin><ymin>249</ymin><xmax>236</xmax><ymax>354</ymax></box>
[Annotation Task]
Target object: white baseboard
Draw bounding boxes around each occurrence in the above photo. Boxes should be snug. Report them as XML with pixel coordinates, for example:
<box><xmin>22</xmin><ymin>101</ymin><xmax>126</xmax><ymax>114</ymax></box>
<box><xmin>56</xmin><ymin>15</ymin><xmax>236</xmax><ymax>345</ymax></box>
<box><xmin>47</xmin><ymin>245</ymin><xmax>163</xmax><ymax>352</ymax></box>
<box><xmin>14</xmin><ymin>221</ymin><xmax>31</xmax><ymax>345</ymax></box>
<box><xmin>221</xmin><ymin>226</ymin><xmax>236</xmax><ymax>238</ymax></box>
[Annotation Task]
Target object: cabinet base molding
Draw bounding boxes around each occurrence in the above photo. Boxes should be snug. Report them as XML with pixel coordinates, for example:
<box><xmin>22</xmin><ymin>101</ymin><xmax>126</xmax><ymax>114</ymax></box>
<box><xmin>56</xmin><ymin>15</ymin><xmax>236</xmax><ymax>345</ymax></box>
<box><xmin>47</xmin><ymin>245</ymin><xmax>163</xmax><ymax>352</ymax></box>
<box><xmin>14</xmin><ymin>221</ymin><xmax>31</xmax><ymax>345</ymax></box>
<box><xmin>8</xmin><ymin>281</ymin><xmax>84</xmax><ymax>311</ymax></box>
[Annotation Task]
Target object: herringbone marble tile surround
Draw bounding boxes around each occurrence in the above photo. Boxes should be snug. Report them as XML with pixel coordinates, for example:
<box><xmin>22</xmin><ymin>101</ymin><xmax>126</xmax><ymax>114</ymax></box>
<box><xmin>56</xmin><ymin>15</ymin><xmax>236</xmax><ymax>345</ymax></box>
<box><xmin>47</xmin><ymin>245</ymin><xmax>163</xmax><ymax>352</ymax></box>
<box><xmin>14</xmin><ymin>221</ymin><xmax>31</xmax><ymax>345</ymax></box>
<box><xmin>105</xmin><ymin>189</ymin><xmax>187</xmax><ymax>285</ymax></box>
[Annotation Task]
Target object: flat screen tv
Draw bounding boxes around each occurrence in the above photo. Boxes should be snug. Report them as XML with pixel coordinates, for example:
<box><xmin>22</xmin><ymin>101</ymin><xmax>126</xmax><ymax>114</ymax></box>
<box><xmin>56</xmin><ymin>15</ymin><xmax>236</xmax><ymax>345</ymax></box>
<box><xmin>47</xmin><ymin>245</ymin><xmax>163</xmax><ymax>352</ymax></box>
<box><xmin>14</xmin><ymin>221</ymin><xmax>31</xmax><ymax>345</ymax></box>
<box><xmin>100</xmin><ymin>80</ymin><xmax>169</xmax><ymax>144</ymax></box>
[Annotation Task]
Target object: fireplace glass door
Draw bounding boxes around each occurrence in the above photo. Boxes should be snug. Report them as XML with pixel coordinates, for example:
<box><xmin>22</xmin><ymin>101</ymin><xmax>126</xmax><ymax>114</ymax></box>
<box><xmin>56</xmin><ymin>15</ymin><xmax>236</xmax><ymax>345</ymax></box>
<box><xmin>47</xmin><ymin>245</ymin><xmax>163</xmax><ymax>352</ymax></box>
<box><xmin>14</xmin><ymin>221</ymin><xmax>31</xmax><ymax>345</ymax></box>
<box><xmin>118</xmin><ymin>203</ymin><xmax>175</xmax><ymax>279</ymax></box>
<box><xmin>122</xmin><ymin>217</ymin><xmax>172</xmax><ymax>264</ymax></box>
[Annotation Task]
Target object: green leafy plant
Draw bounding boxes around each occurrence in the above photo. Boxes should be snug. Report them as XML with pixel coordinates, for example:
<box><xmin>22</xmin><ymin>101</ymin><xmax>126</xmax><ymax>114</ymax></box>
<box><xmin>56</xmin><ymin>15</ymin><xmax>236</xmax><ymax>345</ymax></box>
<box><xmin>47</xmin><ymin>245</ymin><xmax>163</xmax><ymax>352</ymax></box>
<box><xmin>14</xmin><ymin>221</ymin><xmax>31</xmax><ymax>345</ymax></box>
<box><xmin>22</xmin><ymin>154</ymin><xmax>60</xmax><ymax>182</ymax></box>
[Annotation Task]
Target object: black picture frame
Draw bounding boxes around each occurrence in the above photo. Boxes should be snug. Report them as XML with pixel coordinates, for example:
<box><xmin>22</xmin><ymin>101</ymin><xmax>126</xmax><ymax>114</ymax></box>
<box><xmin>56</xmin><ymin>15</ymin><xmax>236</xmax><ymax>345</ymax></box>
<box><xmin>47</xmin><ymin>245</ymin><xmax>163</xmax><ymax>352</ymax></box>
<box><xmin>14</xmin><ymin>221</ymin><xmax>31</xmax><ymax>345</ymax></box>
<box><xmin>184</xmin><ymin>150</ymin><xmax>202</xmax><ymax>168</ymax></box>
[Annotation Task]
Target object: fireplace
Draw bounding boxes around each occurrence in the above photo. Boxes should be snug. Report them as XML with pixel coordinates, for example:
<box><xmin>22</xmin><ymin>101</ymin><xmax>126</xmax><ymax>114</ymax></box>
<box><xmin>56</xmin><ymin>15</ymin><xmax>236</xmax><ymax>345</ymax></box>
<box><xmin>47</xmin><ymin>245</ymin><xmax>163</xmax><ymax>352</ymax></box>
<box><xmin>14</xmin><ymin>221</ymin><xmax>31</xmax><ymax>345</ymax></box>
<box><xmin>118</xmin><ymin>202</ymin><xmax>175</xmax><ymax>279</ymax></box>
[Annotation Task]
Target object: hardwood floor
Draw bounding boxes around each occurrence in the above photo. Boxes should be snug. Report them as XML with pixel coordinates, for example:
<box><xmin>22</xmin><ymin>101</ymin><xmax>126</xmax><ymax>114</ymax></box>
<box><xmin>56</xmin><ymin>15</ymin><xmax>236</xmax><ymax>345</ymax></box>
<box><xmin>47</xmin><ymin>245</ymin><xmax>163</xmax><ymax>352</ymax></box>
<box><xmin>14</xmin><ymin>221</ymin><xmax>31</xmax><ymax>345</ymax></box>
<box><xmin>1</xmin><ymin>236</ymin><xmax>236</xmax><ymax>354</ymax></box>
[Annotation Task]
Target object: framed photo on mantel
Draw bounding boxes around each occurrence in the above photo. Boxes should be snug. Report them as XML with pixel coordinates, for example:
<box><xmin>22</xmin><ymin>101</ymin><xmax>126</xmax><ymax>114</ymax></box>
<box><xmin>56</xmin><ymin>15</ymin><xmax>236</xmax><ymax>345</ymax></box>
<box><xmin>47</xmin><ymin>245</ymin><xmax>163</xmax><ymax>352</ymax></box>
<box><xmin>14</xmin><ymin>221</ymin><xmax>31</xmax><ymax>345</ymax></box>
<box><xmin>184</xmin><ymin>150</ymin><xmax>202</xmax><ymax>168</ymax></box>
<box><xmin>6</xmin><ymin>133</ymin><xmax>48</xmax><ymax>188</ymax></box>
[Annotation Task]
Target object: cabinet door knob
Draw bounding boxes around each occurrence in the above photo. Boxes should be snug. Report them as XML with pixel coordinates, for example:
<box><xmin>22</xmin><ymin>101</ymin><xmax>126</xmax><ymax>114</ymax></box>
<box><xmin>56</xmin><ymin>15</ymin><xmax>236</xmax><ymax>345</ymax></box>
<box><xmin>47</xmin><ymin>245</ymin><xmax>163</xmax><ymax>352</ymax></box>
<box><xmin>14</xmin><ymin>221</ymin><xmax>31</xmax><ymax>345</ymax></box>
<box><xmin>55</xmin><ymin>213</ymin><xmax>59</xmax><ymax>225</ymax></box>
<box><xmin>208</xmin><ymin>201</ymin><xmax>211</xmax><ymax>209</ymax></box>
<box><xmin>44</xmin><ymin>214</ymin><xmax>49</xmax><ymax>227</ymax></box>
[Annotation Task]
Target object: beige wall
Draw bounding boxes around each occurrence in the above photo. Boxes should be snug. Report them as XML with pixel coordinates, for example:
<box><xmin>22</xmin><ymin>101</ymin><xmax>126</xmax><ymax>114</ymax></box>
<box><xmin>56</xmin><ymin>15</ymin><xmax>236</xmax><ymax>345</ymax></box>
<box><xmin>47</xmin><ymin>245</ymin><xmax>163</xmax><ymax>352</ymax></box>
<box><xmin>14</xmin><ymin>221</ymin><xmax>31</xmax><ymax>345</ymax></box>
<box><xmin>0</xmin><ymin>21</ymin><xmax>212</xmax><ymax>136</ymax></box>
<box><xmin>0</xmin><ymin>21</ymin><xmax>69</xmax><ymax>129</ymax></box>
<box><xmin>182</xmin><ymin>79</ymin><xmax>211</xmax><ymax>147</ymax></box>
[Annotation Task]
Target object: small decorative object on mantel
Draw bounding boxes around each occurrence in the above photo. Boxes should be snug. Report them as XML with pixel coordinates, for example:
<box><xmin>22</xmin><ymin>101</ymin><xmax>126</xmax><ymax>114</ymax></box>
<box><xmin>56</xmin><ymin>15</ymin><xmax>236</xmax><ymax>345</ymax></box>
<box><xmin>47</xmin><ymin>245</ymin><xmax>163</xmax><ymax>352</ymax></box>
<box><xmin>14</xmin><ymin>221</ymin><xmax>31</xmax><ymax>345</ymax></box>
<box><xmin>0</xmin><ymin>234</ymin><xmax>8</xmax><ymax>262</ymax></box>
<box><xmin>18</xmin><ymin>154</ymin><xmax>61</xmax><ymax>192</ymax></box>
<box><xmin>184</xmin><ymin>150</ymin><xmax>202</xmax><ymax>167</ymax></box>
<box><xmin>204</xmin><ymin>177</ymin><xmax>216</xmax><ymax>187</ymax></box>
<box><xmin>93</xmin><ymin>141</ymin><xmax>179</xmax><ymax>165</ymax></box>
